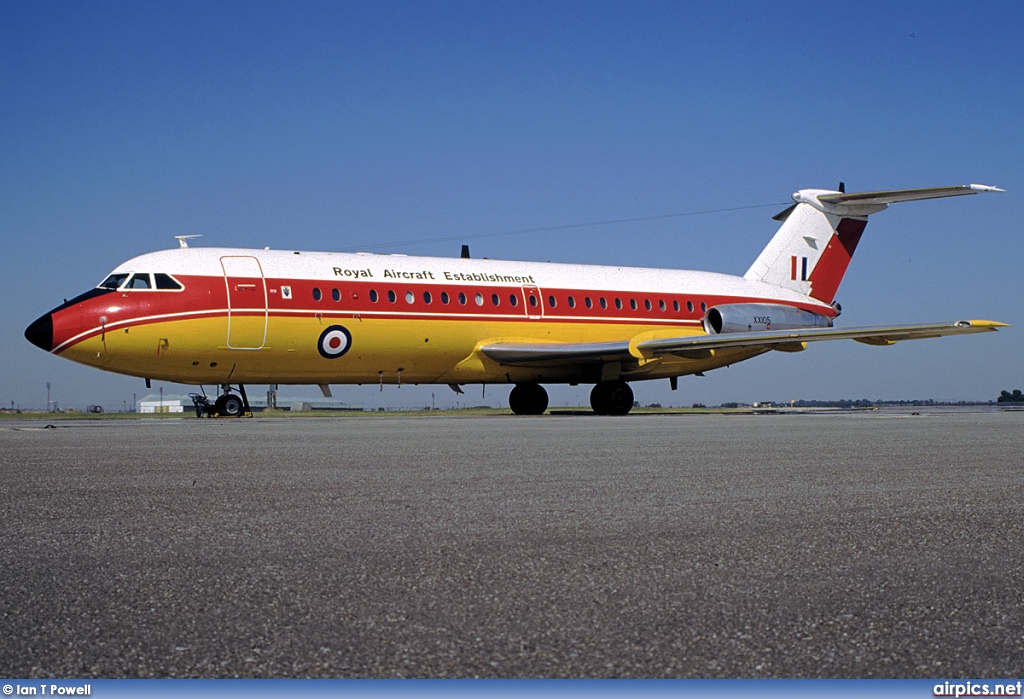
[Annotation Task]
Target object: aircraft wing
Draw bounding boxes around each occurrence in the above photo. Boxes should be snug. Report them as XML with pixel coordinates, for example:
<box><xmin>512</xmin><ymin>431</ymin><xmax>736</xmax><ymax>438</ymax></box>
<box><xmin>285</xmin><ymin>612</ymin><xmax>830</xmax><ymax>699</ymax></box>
<box><xmin>481</xmin><ymin>340</ymin><xmax>632</xmax><ymax>365</ymax></box>
<box><xmin>480</xmin><ymin>320</ymin><xmax>1007</xmax><ymax>366</ymax></box>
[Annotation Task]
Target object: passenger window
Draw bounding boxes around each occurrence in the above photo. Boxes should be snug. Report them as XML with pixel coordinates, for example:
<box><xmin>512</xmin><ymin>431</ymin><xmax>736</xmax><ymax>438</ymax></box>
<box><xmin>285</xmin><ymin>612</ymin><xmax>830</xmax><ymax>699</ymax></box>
<box><xmin>491</xmin><ymin>293</ymin><xmax>500</xmax><ymax>306</ymax></box>
<box><xmin>423</xmin><ymin>291</ymin><xmax>432</xmax><ymax>304</ymax></box>
<box><xmin>441</xmin><ymin>291</ymin><xmax>450</xmax><ymax>305</ymax></box>
<box><xmin>509</xmin><ymin>294</ymin><xmax>519</xmax><ymax>307</ymax></box>
<box><xmin>528</xmin><ymin>294</ymin><xmax>538</xmax><ymax>308</ymax></box>
<box><xmin>585</xmin><ymin>297</ymin><xmax>593</xmax><ymax>309</ymax></box>
<box><xmin>687</xmin><ymin>301</ymin><xmax>694</xmax><ymax>313</ymax></box>
<box><xmin>600</xmin><ymin>298</ymin><xmax>607</xmax><ymax>309</ymax></box>
<box><xmin>128</xmin><ymin>273</ymin><xmax>152</xmax><ymax>289</ymax></box>
<box><xmin>332</xmin><ymin>288</ymin><xmax>341</xmax><ymax>302</ymax></box>
<box><xmin>568</xmin><ymin>297</ymin><xmax>576</xmax><ymax>309</ymax></box>
<box><xmin>387</xmin><ymin>290</ymin><xmax>397</xmax><ymax>303</ymax></box>
<box><xmin>458</xmin><ymin>292</ymin><xmax>467</xmax><ymax>305</ymax></box>
<box><xmin>406</xmin><ymin>290</ymin><xmax>415</xmax><ymax>304</ymax></box>
<box><xmin>98</xmin><ymin>273</ymin><xmax>130</xmax><ymax>290</ymax></box>
<box><xmin>701</xmin><ymin>301</ymin><xmax>707</xmax><ymax>312</ymax></box>
<box><xmin>629</xmin><ymin>299</ymin><xmax>637</xmax><ymax>310</ymax></box>
<box><xmin>369</xmin><ymin>289</ymin><xmax>379</xmax><ymax>302</ymax></box>
<box><xmin>645</xmin><ymin>299</ymin><xmax>652</xmax><ymax>311</ymax></box>
<box><xmin>313</xmin><ymin>288</ymin><xmax>322</xmax><ymax>301</ymax></box>
<box><xmin>673</xmin><ymin>300</ymin><xmax>680</xmax><ymax>312</ymax></box>
<box><xmin>658</xmin><ymin>299</ymin><xmax>666</xmax><ymax>311</ymax></box>
<box><xmin>548</xmin><ymin>295</ymin><xmax>557</xmax><ymax>308</ymax></box>
<box><xmin>615</xmin><ymin>298</ymin><xmax>623</xmax><ymax>310</ymax></box>
<box><xmin>154</xmin><ymin>273</ymin><xmax>183</xmax><ymax>290</ymax></box>
<box><xmin>475</xmin><ymin>293</ymin><xmax>484</xmax><ymax>306</ymax></box>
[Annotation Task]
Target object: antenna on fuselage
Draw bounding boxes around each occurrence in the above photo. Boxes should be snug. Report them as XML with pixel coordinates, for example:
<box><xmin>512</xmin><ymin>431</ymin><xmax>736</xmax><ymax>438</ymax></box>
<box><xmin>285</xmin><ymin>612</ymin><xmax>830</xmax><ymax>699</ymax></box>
<box><xmin>175</xmin><ymin>235</ymin><xmax>202</xmax><ymax>249</ymax></box>
<box><xmin>460</xmin><ymin>245</ymin><xmax>470</xmax><ymax>259</ymax></box>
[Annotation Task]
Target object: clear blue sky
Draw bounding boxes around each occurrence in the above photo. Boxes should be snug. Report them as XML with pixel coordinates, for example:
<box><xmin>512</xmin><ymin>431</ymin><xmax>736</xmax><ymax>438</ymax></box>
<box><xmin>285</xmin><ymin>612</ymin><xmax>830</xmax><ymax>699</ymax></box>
<box><xmin>2</xmin><ymin>1</ymin><xmax>1021</xmax><ymax>410</ymax></box>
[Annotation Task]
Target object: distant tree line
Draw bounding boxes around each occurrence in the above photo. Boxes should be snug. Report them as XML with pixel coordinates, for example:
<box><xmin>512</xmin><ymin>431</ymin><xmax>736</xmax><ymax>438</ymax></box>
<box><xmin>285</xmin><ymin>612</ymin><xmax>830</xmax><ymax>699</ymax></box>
<box><xmin>791</xmin><ymin>399</ymin><xmax>875</xmax><ymax>408</ymax></box>
<box><xmin>694</xmin><ymin>397</ymin><xmax>1007</xmax><ymax>409</ymax></box>
<box><xmin>998</xmin><ymin>389</ymin><xmax>1024</xmax><ymax>403</ymax></box>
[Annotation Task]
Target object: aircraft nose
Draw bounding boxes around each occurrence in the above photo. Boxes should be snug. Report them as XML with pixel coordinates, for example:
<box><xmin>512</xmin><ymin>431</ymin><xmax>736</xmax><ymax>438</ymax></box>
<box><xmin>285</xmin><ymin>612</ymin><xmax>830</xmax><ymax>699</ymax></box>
<box><xmin>25</xmin><ymin>313</ymin><xmax>54</xmax><ymax>351</ymax></box>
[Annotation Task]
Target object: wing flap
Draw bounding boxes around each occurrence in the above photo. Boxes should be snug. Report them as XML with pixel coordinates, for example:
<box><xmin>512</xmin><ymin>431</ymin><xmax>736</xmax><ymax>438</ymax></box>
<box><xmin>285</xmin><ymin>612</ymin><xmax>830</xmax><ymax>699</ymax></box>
<box><xmin>480</xmin><ymin>340</ymin><xmax>630</xmax><ymax>365</ymax></box>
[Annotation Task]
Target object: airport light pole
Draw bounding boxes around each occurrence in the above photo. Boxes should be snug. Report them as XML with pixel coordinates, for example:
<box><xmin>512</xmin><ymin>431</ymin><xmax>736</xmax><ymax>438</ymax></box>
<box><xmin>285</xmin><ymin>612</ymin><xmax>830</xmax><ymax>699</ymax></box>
<box><xmin>46</xmin><ymin>382</ymin><xmax>51</xmax><ymax>412</ymax></box>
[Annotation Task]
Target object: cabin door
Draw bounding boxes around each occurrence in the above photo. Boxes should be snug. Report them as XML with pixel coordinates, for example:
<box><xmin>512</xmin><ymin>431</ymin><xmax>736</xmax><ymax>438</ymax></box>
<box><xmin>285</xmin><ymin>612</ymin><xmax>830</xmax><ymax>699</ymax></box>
<box><xmin>220</xmin><ymin>256</ymin><xmax>268</xmax><ymax>349</ymax></box>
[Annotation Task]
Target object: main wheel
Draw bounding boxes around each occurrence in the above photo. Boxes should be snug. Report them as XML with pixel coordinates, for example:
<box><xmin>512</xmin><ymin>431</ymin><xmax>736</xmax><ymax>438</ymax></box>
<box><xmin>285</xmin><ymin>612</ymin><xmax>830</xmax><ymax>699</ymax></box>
<box><xmin>216</xmin><ymin>394</ymin><xmax>244</xmax><ymax>417</ymax></box>
<box><xmin>590</xmin><ymin>380</ymin><xmax>634</xmax><ymax>415</ymax></box>
<box><xmin>508</xmin><ymin>383</ymin><xmax>549</xmax><ymax>415</ymax></box>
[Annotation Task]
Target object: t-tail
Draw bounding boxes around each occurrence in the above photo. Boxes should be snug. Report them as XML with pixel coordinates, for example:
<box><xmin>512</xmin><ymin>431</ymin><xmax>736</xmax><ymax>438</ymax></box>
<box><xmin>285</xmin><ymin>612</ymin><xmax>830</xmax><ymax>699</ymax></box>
<box><xmin>744</xmin><ymin>184</ymin><xmax>1004</xmax><ymax>304</ymax></box>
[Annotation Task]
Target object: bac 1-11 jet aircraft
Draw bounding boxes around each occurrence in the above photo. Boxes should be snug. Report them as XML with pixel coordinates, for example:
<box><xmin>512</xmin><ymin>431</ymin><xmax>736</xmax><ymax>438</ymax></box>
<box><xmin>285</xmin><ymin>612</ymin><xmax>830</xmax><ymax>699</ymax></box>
<box><xmin>25</xmin><ymin>184</ymin><xmax>1006</xmax><ymax>416</ymax></box>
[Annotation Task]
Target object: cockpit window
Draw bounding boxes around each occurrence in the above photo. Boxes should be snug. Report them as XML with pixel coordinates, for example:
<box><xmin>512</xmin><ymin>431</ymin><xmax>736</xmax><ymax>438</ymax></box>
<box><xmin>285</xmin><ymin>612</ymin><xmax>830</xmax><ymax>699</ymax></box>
<box><xmin>126</xmin><ymin>273</ymin><xmax>153</xmax><ymax>289</ymax></box>
<box><xmin>154</xmin><ymin>273</ymin><xmax>183</xmax><ymax>290</ymax></box>
<box><xmin>97</xmin><ymin>272</ymin><xmax>183</xmax><ymax>291</ymax></box>
<box><xmin>98</xmin><ymin>273</ymin><xmax>129</xmax><ymax>290</ymax></box>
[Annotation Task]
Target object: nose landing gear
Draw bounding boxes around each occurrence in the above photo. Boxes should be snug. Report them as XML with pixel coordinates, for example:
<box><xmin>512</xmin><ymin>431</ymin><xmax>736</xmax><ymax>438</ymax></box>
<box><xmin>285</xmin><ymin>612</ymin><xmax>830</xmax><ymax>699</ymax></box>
<box><xmin>189</xmin><ymin>385</ymin><xmax>252</xmax><ymax>418</ymax></box>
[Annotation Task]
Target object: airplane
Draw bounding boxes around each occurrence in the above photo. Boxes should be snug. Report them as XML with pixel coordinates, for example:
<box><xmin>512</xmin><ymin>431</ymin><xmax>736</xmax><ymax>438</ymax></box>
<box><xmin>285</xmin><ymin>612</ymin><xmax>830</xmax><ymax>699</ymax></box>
<box><xmin>24</xmin><ymin>183</ymin><xmax>1006</xmax><ymax>417</ymax></box>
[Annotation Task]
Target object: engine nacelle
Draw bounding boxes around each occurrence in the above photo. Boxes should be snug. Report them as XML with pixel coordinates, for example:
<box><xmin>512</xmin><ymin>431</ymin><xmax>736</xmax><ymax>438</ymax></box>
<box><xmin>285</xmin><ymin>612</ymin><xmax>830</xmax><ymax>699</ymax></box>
<box><xmin>703</xmin><ymin>303</ymin><xmax>833</xmax><ymax>334</ymax></box>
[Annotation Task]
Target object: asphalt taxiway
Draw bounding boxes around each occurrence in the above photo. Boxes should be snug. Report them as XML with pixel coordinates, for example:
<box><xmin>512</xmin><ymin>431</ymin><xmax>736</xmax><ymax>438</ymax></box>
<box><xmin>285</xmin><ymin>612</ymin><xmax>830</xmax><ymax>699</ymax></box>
<box><xmin>1</xmin><ymin>411</ymin><xmax>1022</xmax><ymax>678</ymax></box>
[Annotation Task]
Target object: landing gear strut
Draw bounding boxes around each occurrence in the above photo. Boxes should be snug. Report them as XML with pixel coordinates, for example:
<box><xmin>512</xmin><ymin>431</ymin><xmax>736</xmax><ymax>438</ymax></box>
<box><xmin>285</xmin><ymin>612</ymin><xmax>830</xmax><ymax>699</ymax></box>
<box><xmin>190</xmin><ymin>385</ymin><xmax>252</xmax><ymax>418</ymax></box>
<box><xmin>509</xmin><ymin>383</ymin><xmax>548</xmax><ymax>415</ymax></box>
<box><xmin>590</xmin><ymin>380</ymin><xmax>634</xmax><ymax>415</ymax></box>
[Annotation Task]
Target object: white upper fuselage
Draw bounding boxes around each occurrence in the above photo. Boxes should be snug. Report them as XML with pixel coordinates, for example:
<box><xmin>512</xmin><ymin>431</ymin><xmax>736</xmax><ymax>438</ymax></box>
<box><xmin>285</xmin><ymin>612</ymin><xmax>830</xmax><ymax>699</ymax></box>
<box><xmin>110</xmin><ymin>246</ymin><xmax>834</xmax><ymax>313</ymax></box>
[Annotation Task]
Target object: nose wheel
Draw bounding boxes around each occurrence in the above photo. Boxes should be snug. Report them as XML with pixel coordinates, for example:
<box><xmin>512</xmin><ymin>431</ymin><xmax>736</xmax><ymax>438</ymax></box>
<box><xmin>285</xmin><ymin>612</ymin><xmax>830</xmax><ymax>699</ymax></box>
<box><xmin>190</xmin><ymin>385</ymin><xmax>252</xmax><ymax>417</ymax></box>
<box><xmin>215</xmin><ymin>393</ymin><xmax>245</xmax><ymax>417</ymax></box>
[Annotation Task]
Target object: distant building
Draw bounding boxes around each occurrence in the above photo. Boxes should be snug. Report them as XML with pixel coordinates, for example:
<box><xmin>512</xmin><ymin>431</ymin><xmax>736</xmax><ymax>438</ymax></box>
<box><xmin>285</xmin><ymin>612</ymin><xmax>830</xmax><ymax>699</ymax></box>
<box><xmin>283</xmin><ymin>401</ymin><xmax>363</xmax><ymax>412</ymax></box>
<box><xmin>138</xmin><ymin>394</ymin><xmax>189</xmax><ymax>413</ymax></box>
<box><xmin>135</xmin><ymin>394</ymin><xmax>363</xmax><ymax>414</ymax></box>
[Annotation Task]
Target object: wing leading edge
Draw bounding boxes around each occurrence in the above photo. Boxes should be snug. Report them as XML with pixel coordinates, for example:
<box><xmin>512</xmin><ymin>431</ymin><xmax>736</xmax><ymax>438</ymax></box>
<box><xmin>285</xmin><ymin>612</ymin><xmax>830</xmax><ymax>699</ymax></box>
<box><xmin>480</xmin><ymin>320</ymin><xmax>1007</xmax><ymax>367</ymax></box>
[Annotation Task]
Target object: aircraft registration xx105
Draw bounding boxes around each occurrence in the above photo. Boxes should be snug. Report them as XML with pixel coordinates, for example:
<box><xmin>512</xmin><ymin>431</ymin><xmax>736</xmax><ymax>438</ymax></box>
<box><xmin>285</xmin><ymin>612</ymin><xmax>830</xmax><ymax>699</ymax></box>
<box><xmin>25</xmin><ymin>184</ymin><xmax>1006</xmax><ymax>416</ymax></box>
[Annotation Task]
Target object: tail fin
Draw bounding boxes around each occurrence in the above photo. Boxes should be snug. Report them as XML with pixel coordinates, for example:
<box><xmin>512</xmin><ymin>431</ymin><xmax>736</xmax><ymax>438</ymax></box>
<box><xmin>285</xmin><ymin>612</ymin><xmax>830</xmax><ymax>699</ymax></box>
<box><xmin>744</xmin><ymin>184</ymin><xmax>1003</xmax><ymax>304</ymax></box>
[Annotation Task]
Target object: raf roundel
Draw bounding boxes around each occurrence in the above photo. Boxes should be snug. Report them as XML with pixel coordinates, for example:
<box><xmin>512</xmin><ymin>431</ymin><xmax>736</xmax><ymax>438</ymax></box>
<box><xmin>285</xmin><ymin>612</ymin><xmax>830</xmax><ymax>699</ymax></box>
<box><xmin>317</xmin><ymin>325</ymin><xmax>352</xmax><ymax>359</ymax></box>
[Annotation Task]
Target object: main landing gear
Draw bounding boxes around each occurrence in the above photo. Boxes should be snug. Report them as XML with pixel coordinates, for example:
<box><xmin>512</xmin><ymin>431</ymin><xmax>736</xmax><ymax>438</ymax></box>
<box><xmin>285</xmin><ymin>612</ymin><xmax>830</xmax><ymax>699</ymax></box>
<box><xmin>190</xmin><ymin>385</ymin><xmax>252</xmax><ymax>418</ymax></box>
<box><xmin>507</xmin><ymin>380</ymin><xmax>636</xmax><ymax>416</ymax></box>
<box><xmin>590</xmin><ymin>380</ymin><xmax>634</xmax><ymax>416</ymax></box>
<box><xmin>508</xmin><ymin>382</ymin><xmax>549</xmax><ymax>415</ymax></box>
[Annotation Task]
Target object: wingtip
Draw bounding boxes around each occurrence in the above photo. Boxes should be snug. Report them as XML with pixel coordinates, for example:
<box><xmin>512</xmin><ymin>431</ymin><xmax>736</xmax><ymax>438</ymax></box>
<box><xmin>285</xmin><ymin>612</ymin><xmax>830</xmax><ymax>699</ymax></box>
<box><xmin>967</xmin><ymin>184</ymin><xmax>1005</xmax><ymax>193</ymax></box>
<box><xmin>963</xmin><ymin>319</ymin><xmax>1009</xmax><ymax>328</ymax></box>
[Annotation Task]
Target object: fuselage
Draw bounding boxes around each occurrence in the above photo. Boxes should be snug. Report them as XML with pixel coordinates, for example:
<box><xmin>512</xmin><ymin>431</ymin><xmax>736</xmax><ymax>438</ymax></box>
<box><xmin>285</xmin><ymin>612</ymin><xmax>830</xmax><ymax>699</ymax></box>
<box><xmin>25</xmin><ymin>246</ymin><xmax>835</xmax><ymax>388</ymax></box>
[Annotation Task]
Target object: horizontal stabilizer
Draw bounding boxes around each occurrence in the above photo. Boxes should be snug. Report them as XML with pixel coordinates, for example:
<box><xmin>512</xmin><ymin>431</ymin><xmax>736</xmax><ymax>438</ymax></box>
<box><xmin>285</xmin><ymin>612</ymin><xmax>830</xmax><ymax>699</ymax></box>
<box><xmin>817</xmin><ymin>184</ymin><xmax>1004</xmax><ymax>208</ymax></box>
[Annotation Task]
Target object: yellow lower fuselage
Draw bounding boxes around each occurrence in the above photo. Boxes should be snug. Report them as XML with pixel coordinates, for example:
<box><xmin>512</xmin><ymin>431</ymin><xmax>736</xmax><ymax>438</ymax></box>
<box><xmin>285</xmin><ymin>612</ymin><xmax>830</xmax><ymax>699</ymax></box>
<box><xmin>60</xmin><ymin>313</ymin><xmax>764</xmax><ymax>387</ymax></box>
